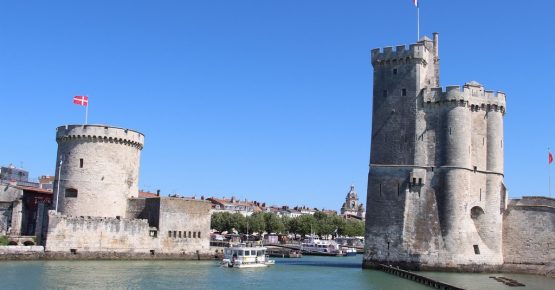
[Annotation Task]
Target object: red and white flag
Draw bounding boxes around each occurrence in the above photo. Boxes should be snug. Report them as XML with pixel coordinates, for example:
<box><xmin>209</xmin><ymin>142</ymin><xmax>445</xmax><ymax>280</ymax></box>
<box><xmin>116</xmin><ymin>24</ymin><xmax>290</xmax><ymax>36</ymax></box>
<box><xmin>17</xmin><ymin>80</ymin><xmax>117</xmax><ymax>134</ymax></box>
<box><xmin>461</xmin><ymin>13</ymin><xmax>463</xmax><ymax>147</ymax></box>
<box><xmin>549</xmin><ymin>151</ymin><xmax>553</xmax><ymax>165</ymax></box>
<box><xmin>73</xmin><ymin>96</ymin><xmax>89</xmax><ymax>106</ymax></box>
<box><xmin>413</xmin><ymin>0</ymin><xmax>418</xmax><ymax>7</ymax></box>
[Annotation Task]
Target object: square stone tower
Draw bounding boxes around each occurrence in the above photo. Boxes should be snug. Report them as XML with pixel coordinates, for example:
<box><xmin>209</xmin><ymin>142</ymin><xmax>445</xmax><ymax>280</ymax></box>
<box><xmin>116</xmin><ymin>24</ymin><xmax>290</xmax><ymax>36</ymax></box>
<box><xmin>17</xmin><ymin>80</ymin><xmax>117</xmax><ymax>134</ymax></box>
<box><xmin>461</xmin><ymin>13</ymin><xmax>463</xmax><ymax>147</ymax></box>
<box><xmin>364</xmin><ymin>34</ymin><xmax>507</xmax><ymax>270</ymax></box>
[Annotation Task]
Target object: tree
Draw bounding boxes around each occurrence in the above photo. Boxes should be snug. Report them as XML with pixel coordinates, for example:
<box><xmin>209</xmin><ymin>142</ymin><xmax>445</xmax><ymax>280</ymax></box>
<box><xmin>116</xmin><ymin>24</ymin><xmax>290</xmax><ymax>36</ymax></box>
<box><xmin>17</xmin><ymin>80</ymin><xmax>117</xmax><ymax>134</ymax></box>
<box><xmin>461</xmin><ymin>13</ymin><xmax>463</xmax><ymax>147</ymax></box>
<box><xmin>211</xmin><ymin>212</ymin><xmax>233</xmax><ymax>232</ymax></box>
<box><xmin>284</xmin><ymin>216</ymin><xmax>300</xmax><ymax>237</ymax></box>
<box><xmin>297</xmin><ymin>214</ymin><xmax>317</xmax><ymax>237</ymax></box>
<box><xmin>247</xmin><ymin>212</ymin><xmax>265</xmax><ymax>235</ymax></box>
<box><xmin>342</xmin><ymin>219</ymin><xmax>365</xmax><ymax>237</ymax></box>
<box><xmin>264</xmin><ymin>213</ymin><xmax>285</xmax><ymax>234</ymax></box>
<box><xmin>230</xmin><ymin>213</ymin><xmax>247</xmax><ymax>233</ymax></box>
<box><xmin>316</xmin><ymin>214</ymin><xmax>337</xmax><ymax>239</ymax></box>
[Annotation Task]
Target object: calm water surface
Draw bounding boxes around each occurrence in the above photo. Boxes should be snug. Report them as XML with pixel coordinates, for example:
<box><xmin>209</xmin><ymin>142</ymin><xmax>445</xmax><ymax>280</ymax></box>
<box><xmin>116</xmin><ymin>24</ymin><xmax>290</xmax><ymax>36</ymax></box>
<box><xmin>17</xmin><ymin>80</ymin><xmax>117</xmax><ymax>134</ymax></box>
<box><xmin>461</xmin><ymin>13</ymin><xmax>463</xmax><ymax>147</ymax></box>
<box><xmin>0</xmin><ymin>255</ymin><xmax>553</xmax><ymax>290</ymax></box>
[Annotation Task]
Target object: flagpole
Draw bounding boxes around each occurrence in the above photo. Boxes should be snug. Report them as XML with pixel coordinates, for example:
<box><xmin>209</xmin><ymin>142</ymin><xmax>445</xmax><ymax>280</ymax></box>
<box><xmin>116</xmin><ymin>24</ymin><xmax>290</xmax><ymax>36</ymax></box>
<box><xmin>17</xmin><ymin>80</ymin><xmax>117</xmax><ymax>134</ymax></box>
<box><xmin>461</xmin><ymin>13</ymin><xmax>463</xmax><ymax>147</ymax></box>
<box><xmin>417</xmin><ymin>5</ymin><xmax>420</xmax><ymax>41</ymax></box>
<box><xmin>85</xmin><ymin>96</ymin><xmax>88</xmax><ymax>125</ymax></box>
<box><xmin>55</xmin><ymin>157</ymin><xmax>62</xmax><ymax>212</ymax></box>
<box><xmin>549</xmin><ymin>147</ymin><xmax>552</xmax><ymax>197</ymax></box>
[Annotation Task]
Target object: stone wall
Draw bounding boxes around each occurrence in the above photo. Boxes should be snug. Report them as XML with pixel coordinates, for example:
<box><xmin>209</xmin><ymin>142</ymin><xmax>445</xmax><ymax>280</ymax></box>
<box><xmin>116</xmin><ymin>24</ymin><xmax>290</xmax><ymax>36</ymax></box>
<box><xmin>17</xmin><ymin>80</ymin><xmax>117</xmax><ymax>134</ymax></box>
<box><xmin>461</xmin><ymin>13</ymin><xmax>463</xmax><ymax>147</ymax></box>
<box><xmin>156</xmin><ymin>198</ymin><xmax>211</xmax><ymax>254</ymax></box>
<box><xmin>0</xmin><ymin>202</ymin><xmax>12</xmax><ymax>235</ymax></box>
<box><xmin>45</xmin><ymin>198</ymin><xmax>212</xmax><ymax>255</ymax></box>
<box><xmin>126</xmin><ymin>198</ymin><xmax>146</xmax><ymax>219</ymax></box>
<box><xmin>503</xmin><ymin>197</ymin><xmax>555</xmax><ymax>265</ymax></box>
<box><xmin>0</xmin><ymin>245</ymin><xmax>44</xmax><ymax>254</ymax></box>
<box><xmin>45</xmin><ymin>211</ymin><xmax>154</xmax><ymax>253</ymax></box>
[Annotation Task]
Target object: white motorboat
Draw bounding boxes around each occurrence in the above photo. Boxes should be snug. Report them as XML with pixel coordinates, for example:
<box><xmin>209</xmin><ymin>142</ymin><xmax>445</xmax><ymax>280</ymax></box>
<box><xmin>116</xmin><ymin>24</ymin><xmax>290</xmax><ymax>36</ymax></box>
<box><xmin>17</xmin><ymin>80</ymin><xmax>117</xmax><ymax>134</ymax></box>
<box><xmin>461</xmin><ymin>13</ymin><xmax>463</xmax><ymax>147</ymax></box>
<box><xmin>221</xmin><ymin>243</ymin><xmax>275</xmax><ymax>268</ymax></box>
<box><xmin>301</xmin><ymin>237</ymin><xmax>343</xmax><ymax>256</ymax></box>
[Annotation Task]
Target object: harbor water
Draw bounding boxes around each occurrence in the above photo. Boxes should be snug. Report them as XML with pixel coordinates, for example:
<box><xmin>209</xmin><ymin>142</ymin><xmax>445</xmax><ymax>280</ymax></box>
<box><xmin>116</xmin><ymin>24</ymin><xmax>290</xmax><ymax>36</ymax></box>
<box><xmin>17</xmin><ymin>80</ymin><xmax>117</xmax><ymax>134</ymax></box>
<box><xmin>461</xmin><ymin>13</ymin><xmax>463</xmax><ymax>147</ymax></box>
<box><xmin>0</xmin><ymin>255</ymin><xmax>553</xmax><ymax>290</ymax></box>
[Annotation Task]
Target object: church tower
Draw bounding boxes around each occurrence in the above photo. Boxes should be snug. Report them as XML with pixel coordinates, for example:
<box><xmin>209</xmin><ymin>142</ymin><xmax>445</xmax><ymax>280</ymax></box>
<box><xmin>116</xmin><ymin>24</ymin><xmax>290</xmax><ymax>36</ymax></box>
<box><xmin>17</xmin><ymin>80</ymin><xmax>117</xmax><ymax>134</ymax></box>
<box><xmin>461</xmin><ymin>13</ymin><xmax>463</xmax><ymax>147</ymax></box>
<box><xmin>341</xmin><ymin>185</ymin><xmax>365</xmax><ymax>219</ymax></box>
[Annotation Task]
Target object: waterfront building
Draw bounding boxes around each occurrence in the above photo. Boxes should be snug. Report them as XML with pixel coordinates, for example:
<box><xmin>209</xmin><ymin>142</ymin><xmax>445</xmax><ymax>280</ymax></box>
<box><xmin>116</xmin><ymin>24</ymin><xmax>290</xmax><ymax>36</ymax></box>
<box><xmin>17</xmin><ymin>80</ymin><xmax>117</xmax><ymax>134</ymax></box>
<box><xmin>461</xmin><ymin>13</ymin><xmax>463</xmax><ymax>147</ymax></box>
<box><xmin>207</xmin><ymin>197</ymin><xmax>261</xmax><ymax>216</ymax></box>
<box><xmin>0</xmin><ymin>165</ymin><xmax>29</xmax><ymax>182</ymax></box>
<box><xmin>0</xmin><ymin>183</ymin><xmax>51</xmax><ymax>244</ymax></box>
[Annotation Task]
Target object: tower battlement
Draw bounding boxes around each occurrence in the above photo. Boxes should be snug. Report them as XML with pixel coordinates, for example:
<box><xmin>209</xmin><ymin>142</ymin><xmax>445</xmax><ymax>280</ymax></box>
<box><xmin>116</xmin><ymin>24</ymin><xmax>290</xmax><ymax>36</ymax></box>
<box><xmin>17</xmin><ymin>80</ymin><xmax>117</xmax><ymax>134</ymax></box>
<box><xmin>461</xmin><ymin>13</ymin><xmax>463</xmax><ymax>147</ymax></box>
<box><xmin>371</xmin><ymin>33</ymin><xmax>439</xmax><ymax>66</ymax></box>
<box><xmin>424</xmin><ymin>82</ymin><xmax>506</xmax><ymax>113</ymax></box>
<box><xmin>371</xmin><ymin>43</ymin><xmax>430</xmax><ymax>65</ymax></box>
<box><xmin>56</xmin><ymin>124</ymin><xmax>144</xmax><ymax>150</ymax></box>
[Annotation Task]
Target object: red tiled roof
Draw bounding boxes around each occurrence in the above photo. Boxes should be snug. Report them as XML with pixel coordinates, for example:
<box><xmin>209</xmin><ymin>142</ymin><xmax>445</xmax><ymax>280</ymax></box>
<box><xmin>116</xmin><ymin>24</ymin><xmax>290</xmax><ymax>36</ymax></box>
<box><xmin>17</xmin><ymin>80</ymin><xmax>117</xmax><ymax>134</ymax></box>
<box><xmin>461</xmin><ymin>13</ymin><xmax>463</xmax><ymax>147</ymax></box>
<box><xmin>15</xmin><ymin>185</ymin><xmax>52</xmax><ymax>194</ymax></box>
<box><xmin>138</xmin><ymin>191</ymin><xmax>159</xmax><ymax>198</ymax></box>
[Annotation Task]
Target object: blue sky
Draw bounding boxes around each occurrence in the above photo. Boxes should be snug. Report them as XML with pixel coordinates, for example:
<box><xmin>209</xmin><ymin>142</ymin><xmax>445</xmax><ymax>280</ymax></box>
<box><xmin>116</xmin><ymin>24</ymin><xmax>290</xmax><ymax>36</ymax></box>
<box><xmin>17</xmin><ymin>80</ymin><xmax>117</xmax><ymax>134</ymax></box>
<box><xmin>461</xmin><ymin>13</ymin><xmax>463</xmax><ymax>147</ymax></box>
<box><xmin>1</xmin><ymin>1</ymin><xmax>554</xmax><ymax>210</ymax></box>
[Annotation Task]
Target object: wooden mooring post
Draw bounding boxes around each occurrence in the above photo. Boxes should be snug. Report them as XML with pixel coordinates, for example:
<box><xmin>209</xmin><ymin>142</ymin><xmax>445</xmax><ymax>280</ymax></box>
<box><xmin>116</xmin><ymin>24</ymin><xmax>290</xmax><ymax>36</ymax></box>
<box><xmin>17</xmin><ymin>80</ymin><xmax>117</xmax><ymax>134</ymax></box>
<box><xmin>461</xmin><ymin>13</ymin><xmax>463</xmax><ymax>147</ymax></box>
<box><xmin>377</xmin><ymin>264</ymin><xmax>465</xmax><ymax>290</ymax></box>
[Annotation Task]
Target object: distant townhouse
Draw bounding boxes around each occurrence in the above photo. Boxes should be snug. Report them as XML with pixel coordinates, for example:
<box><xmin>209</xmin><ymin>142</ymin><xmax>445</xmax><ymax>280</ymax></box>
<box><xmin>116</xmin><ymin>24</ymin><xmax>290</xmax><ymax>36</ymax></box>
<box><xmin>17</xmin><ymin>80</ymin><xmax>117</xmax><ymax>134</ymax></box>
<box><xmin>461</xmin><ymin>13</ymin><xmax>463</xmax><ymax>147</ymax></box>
<box><xmin>207</xmin><ymin>196</ymin><xmax>261</xmax><ymax>217</ymax></box>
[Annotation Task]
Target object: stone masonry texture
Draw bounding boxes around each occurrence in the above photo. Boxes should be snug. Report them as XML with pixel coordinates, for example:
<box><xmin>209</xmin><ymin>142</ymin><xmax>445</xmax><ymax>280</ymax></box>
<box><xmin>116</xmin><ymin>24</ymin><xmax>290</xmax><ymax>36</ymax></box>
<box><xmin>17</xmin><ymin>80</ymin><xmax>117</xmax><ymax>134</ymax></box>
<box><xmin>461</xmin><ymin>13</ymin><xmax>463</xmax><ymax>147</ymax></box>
<box><xmin>53</xmin><ymin>124</ymin><xmax>144</xmax><ymax>218</ymax></box>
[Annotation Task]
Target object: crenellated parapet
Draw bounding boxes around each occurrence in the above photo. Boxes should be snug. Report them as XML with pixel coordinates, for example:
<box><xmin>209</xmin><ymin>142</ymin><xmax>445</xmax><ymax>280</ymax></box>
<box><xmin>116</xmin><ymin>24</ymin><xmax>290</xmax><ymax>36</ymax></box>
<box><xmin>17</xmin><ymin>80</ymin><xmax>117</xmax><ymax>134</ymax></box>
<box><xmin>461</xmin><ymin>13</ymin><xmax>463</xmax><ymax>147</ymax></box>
<box><xmin>56</xmin><ymin>124</ymin><xmax>144</xmax><ymax>150</ymax></box>
<box><xmin>423</xmin><ymin>81</ymin><xmax>506</xmax><ymax>114</ymax></box>
<box><xmin>371</xmin><ymin>43</ymin><xmax>432</xmax><ymax>67</ymax></box>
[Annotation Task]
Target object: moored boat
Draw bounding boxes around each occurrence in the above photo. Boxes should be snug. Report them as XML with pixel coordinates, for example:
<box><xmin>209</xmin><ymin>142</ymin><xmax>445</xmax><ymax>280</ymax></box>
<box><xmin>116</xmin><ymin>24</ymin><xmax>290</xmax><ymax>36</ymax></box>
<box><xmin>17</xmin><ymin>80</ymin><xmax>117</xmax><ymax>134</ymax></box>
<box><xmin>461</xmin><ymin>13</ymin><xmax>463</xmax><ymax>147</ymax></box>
<box><xmin>221</xmin><ymin>243</ymin><xmax>275</xmax><ymax>268</ymax></box>
<box><xmin>301</xmin><ymin>237</ymin><xmax>343</xmax><ymax>256</ymax></box>
<box><xmin>343</xmin><ymin>247</ymin><xmax>357</xmax><ymax>256</ymax></box>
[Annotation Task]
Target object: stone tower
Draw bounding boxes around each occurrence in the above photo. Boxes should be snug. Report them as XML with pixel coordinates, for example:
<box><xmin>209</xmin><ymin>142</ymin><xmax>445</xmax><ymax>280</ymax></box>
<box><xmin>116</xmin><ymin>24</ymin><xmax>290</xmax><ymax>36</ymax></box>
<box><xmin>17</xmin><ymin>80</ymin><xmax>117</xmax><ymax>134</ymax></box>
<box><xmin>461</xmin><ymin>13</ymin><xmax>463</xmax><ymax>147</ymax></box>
<box><xmin>53</xmin><ymin>125</ymin><xmax>144</xmax><ymax>218</ymax></box>
<box><xmin>364</xmin><ymin>34</ymin><xmax>507</xmax><ymax>270</ymax></box>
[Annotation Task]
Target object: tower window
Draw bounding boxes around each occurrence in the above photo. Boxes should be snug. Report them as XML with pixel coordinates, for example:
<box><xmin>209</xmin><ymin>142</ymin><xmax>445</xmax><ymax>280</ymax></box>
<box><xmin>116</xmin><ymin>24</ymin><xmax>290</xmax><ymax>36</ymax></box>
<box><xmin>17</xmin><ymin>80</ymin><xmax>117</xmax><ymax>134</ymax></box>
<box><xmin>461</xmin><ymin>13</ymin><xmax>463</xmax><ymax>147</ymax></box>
<box><xmin>393</xmin><ymin>68</ymin><xmax>397</xmax><ymax>75</ymax></box>
<box><xmin>65</xmin><ymin>188</ymin><xmax>78</xmax><ymax>198</ymax></box>
<box><xmin>383</xmin><ymin>90</ymin><xmax>388</xmax><ymax>97</ymax></box>
<box><xmin>473</xmin><ymin>245</ymin><xmax>480</xmax><ymax>255</ymax></box>
<box><xmin>402</xmin><ymin>89</ymin><xmax>407</xmax><ymax>96</ymax></box>
<box><xmin>79</xmin><ymin>158</ymin><xmax>84</xmax><ymax>168</ymax></box>
<box><xmin>379</xmin><ymin>183</ymin><xmax>382</xmax><ymax>196</ymax></box>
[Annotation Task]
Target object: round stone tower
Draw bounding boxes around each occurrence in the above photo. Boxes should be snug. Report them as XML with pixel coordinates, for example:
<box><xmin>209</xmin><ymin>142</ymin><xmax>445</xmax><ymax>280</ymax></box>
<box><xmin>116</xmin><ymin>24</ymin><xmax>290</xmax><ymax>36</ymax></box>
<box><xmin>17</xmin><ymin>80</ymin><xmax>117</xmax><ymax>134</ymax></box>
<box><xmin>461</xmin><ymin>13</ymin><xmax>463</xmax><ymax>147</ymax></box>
<box><xmin>53</xmin><ymin>124</ymin><xmax>144</xmax><ymax>218</ymax></box>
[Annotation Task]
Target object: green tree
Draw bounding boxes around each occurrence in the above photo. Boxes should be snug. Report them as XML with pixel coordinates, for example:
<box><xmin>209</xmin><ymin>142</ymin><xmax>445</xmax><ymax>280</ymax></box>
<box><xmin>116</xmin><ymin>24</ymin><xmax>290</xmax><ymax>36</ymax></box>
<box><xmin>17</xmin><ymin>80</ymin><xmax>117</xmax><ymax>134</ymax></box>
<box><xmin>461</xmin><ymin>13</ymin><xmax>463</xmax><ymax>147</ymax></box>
<box><xmin>316</xmin><ymin>214</ymin><xmax>336</xmax><ymax>238</ymax></box>
<box><xmin>284</xmin><ymin>216</ymin><xmax>299</xmax><ymax>237</ymax></box>
<box><xmin>297</xmin><ymin>214</ymin><xmax>317</xmax><ymax>237</ymax></box>
<box><xmin>264</xmin><ymin>213</ymin><xmax>285</xmax><ymax>234</ymax></box>
<box><xmin>230</xmin><ymin>213</ymin><xmax>247</xmax><ymax>233</ymax></box>
<box><xmin>247</xmin><ymin>212</ymin><xmax>266</xmax><ymax>235</ymax></box>
<box><xmin>330</xmin><ymin>215</ymin><xmax>346</xmax><ymax>237</ymax></box>
<box><xmin>211</xmin><ymin>212</ymin><xmax>233</xmax><ymax>232</ymax></box>
<box><xmin>342</xmin><ymin>219</ymin><xmax>365</xmax><ymax>237</ymax></box>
